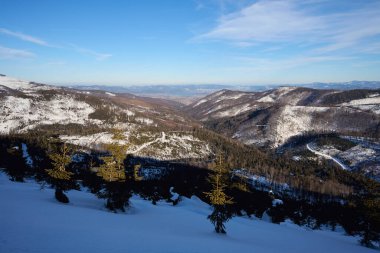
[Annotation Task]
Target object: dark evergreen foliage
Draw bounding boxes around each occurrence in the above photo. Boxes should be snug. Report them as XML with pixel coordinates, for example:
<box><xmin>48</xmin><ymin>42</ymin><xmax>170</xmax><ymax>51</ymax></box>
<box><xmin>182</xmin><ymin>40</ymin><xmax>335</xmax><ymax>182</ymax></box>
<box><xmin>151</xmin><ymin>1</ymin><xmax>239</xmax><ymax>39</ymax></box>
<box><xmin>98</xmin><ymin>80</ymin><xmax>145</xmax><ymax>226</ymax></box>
<box><xmin>208</xmin><ymin>205</ymin><xmax>231</xmax><ymax>234</ymax></box>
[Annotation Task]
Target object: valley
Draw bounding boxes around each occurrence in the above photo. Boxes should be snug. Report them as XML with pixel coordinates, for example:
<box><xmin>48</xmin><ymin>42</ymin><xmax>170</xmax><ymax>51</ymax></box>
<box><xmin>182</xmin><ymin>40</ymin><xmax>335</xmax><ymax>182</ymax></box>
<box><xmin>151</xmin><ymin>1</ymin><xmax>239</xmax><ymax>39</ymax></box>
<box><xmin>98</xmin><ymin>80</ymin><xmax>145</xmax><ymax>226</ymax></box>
<box><xmin>1</xmin><ymin>74</ymin><xmax>380</xmax><ymax>249</ymax></box>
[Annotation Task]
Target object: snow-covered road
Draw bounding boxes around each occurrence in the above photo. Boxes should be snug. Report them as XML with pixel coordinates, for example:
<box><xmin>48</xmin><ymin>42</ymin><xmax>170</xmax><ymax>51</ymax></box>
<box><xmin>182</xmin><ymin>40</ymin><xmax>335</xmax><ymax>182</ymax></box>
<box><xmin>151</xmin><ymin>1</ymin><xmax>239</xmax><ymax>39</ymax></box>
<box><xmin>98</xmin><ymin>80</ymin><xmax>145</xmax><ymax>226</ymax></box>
<box><xmin>306</xmin><ymin>143</ymin><xmax>350</xmax><ymax>170</ymax></box>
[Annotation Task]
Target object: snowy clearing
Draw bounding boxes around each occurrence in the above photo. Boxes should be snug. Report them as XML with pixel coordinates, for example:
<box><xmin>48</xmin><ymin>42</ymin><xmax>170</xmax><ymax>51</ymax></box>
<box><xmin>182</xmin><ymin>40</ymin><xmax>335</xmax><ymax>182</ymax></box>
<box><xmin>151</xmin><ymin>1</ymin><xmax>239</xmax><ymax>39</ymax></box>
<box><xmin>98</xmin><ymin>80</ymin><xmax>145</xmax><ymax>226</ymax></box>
<box><xmin>60</xmin><ymin>131</ymin><xmax>212</xmax><ymax>160</ymax></box>
<box><xmin>60</xmin><ymin>132</ymin><xmax>130</xmax><ymax>147</ymax></box>
<box><xmin>0</xmin><ymin>75</ymin><xmax>36</xmax><ymax>90</ymax></box>
<box><xmin>193</xmin><ymin>98</ymin><xmax>208</xmax><ymax>107</ymax></box>
<box><xmin>215</xmin><ymin>103</ymin><xmax>254</xmax><ymax>118</ymax></box>
<box><xmin>274</xmin><ymin>106</ymin><xmax>329</xmax><ymax>146</ymax></box>
<box><xmin>341</xmin><ymin>96</ymin><xmax>380</xmax><ymax>114</ymax></box>
<box><xmin>0</xmin><ymin>172</ymin><xmax>371</xmax><ymax>253</ymax></box>
<box><xmin>0</xmin><ymin>95</ymin><xmax>99</xmax><ymax>134</ymax></box>
<box><xmin>257</xmin><ymin>95</ymin><xmax>275</xmax><ymax>103</ymax></box>
<box><xmin>214</xmin><ymin>93</ymin><xmax>246</xmax><ymax>103</ymax></box>
<box><xmin>342</xmin><ymin>96</ymin><xmax>380</xmax><ymax>106</ymax></box>
<box><xmin>135</xmin><ymin>117</ymin><xmax>154</xmax><ymax>125</ymax></box>
<box><xmin>105</xmin><ymin>92</ymin><xmax>116</xmax><ymax>96</ymax></box>
<box><xmin>257</xmin><ymin>87</ymin><xmax>297</xmax><ymax>103</ymax></box>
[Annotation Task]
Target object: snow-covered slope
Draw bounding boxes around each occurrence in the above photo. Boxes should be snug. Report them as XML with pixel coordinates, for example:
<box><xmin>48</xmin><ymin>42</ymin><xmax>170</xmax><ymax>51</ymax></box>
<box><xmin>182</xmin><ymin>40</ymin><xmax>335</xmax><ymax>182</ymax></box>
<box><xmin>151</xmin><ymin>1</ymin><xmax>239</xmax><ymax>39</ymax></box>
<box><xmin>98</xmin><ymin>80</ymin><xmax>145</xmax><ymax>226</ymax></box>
<box><xmin>187</xmin><ymin>87</ymin><xmax>380</xmax><ymax>148</ymax></box>
<box><xmin>187</xmin><ymin>90</ymin><xmax>260</xmax><ymax>121</ymax></box>
<box><xmin>0</xmin><ymin>75</ymin><xmax>195</xmax><ymax>134</ymax></box>
<box><xmin>0</xmin><ymin>75</ymin><xmax>41</xmax><ymax>90</ymax></box>
<box><xmin>0</xmin><ymin>75</ymin><xmax>103</xmax><ymax>134</ymax></box>
<box><xmin>257</xmin><ymin>86</ymin><xmax>298</xmax><ymax>103</ymax></box>
<box><xmin>0</xmin><ymin>75</ymin><xmax>210</xmax><ymax>161</ymax></box>
<box><xmin>0</xmin><ymin>172</ymin><xmax>370</xmax><ymax>253</ymax></box>
<box><xmin>341</xmin><ymin>95</ymin><xmax>380</xmax><ymax>114</ymax></box>
<box><xmin>274</xmin><ymin>106</ymin><xmax>329</xmax><ymax>146</ymax></box>
<box><xmin>0</xmin><ymin>95</ymin><xmax>100</xmax><ymax>133</ymax></box>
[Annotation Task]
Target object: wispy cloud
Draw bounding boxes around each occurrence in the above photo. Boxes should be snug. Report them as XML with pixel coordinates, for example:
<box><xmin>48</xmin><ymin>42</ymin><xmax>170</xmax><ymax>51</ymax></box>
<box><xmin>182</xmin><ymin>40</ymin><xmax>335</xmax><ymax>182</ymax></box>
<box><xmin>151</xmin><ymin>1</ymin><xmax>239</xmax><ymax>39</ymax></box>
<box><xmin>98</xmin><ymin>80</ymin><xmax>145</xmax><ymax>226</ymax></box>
<box><xmin>196</xmin><ymin>0</ymin><xmax>380</xmax><ymax>53</ymax></box>
<box><xmin>0</xmin><ymin>28</ymin><xmax>51</xmax><ymax>47</ymax></box>
<box><xmin>68</xmin><ymin>44</ymin><xmax>112</xmax><ymax>61</ymax></box>
<box><xmin>0</xmin><ymin>45</ymin><xmax>35</xmax><ymax>59</ymax></box>
<box><xmin>196</xmin><ymin>1</ymin><xmax>322</xmax><ymax>42</ymax></box>
<box><xmin>0</xmin><ymin>28</ymin><xmax>112</xmax><ymax>61</ymax></box>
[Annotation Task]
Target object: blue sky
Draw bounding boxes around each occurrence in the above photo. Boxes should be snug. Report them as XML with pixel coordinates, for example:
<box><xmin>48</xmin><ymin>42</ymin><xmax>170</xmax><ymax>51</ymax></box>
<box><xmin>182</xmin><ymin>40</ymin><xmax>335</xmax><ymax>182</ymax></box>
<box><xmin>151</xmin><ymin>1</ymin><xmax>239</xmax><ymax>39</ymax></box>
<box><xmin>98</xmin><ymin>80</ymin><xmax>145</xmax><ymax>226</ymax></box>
<box><xmin>1</xmin><ymin>0</ymin><xmax>380</xmax><ymax>85</ymax></box>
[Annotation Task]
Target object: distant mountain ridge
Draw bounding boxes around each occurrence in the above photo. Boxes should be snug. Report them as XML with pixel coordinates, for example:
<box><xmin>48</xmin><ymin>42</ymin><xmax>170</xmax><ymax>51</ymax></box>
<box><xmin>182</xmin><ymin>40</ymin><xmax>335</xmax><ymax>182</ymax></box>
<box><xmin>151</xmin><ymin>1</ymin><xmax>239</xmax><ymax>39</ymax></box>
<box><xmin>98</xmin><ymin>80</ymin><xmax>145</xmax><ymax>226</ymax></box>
<box><xmin>69</xmin><ymin>81</ymin><xmax>380</xmax><ymax>100</ymax></box>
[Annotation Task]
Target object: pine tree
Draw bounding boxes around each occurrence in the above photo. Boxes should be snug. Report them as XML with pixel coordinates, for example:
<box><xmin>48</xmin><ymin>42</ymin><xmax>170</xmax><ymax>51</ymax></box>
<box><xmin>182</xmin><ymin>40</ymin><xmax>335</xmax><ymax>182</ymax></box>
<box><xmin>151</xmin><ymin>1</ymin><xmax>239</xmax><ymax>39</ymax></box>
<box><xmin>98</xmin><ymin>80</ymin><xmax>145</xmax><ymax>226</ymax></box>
<box><xmin>204</xmin><ymin>155</ymin><xmax>234</xmax><ymax>234</ymax></box>
<box><xmin>45</xmin><ymin>143</ymin><xmax>74</xmax><ymax>203</ymax></box>
<box><xmin>47</xmin><ymin>143</ymin><xmax>72</xmax><ymax>180</ymax></box>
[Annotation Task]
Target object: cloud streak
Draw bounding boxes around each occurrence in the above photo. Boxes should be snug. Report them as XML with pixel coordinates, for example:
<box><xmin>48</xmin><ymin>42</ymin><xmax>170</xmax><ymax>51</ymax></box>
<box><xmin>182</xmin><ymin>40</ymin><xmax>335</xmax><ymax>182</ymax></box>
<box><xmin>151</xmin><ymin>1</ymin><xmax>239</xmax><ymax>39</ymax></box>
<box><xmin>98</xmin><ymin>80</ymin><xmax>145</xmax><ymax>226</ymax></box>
<box><xmin>0</xmin><ymin>28</ymin><xmax>112</xmax><ymax>61</ymax></box>
<box><xmin>68</xmin><ymin>44</ymin><xmax>112</xmax><ymax>61</ymax></box>
<box><xmin>0</xmin><ymin>28</ymin><xmax>51</xmax><ymax>47</ymax></box>
<box><xmin>0</xmin><ymin>45</ymin><xmax>35</xmax><ymax>59</ymax></box>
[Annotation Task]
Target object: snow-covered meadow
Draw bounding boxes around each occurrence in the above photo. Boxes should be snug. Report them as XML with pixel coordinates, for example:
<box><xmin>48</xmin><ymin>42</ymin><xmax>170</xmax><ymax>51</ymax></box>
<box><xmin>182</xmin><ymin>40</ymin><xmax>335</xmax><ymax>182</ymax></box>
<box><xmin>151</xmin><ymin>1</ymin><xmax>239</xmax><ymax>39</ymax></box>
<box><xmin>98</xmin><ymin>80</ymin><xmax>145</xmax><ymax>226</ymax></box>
<box><xmin>60</xmin><ymin>131</ymin><xmax>212</xmax><ymax>160</ymax></box>
<box><xmin>0</xmin><ymin>172</ymin><xmax>372</xmax><ymax>253</ymax></box>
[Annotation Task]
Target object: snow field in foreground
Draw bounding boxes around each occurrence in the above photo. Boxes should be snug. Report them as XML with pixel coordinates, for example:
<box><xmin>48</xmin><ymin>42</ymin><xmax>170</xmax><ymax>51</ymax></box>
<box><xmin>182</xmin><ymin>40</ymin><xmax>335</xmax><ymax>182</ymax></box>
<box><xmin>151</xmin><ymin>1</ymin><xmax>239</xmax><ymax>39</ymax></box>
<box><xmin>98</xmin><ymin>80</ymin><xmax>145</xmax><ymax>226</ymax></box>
<box><xmin>0</xmin><ymin>172</ymin><xmax>373</xmax><ymax>253</ymax></box>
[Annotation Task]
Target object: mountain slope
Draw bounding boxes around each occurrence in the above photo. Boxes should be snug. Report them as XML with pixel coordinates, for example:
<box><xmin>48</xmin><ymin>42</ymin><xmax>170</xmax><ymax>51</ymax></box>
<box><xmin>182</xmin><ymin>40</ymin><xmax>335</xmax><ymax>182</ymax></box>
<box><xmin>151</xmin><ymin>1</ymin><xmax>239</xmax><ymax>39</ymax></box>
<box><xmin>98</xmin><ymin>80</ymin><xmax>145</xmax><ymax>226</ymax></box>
<box><xmin>0</xmin><ymin>75</ymin><xmax>197</xmax><ymax>134</ymax></box>
<box><xmin>186</xmin><ymin>87</ymin><xmax>380</xmax><ymax>148</ymax></box>
<box><xmin>0</xmin><ymin>75</ymin><xmax>208</xmax><ymax>161</ymax></box>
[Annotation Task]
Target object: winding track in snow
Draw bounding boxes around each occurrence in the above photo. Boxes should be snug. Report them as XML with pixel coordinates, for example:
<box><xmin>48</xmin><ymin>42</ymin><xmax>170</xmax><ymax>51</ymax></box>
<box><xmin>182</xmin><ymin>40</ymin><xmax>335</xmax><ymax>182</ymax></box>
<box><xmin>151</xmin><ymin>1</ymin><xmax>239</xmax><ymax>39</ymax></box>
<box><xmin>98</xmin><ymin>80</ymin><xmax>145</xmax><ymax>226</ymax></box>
<box><xmin>306</xmin><ymin>143</ymin><xmax>350</xmax><ymax>170</ymax></box>
<box><xmin>130</xmin><ymin>139</ymin><xmax>159</xmax><ymax>154</ymax></box>
<box><xmin>129</xmin><ymin>132</ymin><xmax>166</xmax><ymax>154</ymax></box>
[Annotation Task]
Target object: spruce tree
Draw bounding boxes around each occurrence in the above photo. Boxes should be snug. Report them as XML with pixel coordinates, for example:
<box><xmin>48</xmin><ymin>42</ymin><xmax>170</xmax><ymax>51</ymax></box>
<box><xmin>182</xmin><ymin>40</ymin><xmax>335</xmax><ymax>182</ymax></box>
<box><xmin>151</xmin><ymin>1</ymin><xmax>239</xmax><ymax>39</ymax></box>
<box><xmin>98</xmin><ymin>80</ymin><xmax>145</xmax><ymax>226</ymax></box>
<box><xmin>204</xmin><ymin>155</ymin><xmax>233</xmax><ymax>234</ymax></box>
<box><xmin>45</xmin><ymin>143</ymin><xmax>74</xmax><ymax>203</ymax></box>
<box><xmin>96</xmin><ymin>129</ymin><xmax>131</xmax><ymax>211</ymax></box>
<box><xmin>97</xmin><ymin>129</ymin><xmax>128</xmax><ymax>182</ymax></box>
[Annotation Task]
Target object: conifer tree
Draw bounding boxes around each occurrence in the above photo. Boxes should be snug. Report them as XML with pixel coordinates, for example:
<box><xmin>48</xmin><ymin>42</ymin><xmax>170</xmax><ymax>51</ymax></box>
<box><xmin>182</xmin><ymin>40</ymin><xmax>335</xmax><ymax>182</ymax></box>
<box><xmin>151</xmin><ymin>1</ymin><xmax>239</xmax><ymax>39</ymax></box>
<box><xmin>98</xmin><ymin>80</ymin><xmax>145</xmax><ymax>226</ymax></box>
<box><xmin>96</xmin><ymin>128</ymin><xmax>131</xmax><ymax>211</ymax></box>
<box><xmin>97</xmin><ymin>129</ymin><xmax>128</xmax><ymax>182</ymax></box>
<box><xmin>204</xmin><ymin>155</ymin><xmax>234</xmax><ymax>234</ymax></box>
<box><xmin>45</xmin><ymin>143</ymin><xmax>74</xmax><ymax>203</ymax></box>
